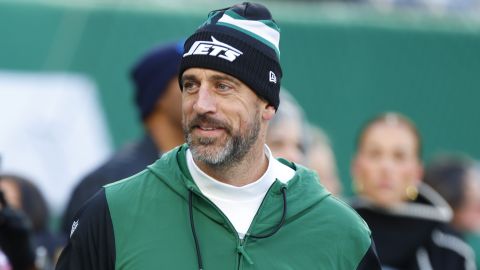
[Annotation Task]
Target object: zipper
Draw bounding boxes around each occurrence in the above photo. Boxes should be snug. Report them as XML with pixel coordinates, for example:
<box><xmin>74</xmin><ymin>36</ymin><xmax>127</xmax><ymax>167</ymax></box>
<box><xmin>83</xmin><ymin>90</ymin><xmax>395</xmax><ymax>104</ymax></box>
<box><xmin>188</xmin><ymin>187</ymin><xmax>244</xmax><ymax>269</ymax></box>
<box><xmin>189</xmin><ymin>180</ymin><xmax>285</xmax><ymax>270</ymax></box>
<box><xmin>238</xmin><ymin>181</ymin><xmax>285</xmax><ymax>270</ymax></box>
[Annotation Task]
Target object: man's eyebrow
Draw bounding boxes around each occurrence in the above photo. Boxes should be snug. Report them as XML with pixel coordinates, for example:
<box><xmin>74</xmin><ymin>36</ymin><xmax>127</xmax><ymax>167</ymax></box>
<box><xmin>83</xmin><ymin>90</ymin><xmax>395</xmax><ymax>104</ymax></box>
<box><xmin>181</xmin><ymin>74</ymin><xmax>198</xmax><ymax>83</ymax></box>
<box><xmin>210</xmin><ymin>74</ymin><xmax>241</xmax><ymax>86</ymax></box>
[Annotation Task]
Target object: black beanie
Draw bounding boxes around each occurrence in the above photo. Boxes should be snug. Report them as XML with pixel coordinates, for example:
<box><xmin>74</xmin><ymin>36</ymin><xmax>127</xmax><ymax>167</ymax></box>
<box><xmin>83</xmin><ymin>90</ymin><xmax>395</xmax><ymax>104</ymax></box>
<box><xmin>179</xmin><ymin>2</ymin><xmax>282</xmax><ymax>109</ymax></box>
<box><xmin>131</xmin><ymin>41</ymin><xmax>183</xmax><ymax>120</ymax></box>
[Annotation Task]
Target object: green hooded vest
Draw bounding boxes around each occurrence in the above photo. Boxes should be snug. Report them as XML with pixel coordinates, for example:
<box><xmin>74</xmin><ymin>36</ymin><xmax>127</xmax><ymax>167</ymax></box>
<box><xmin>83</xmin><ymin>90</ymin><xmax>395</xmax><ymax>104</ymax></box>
<box><xmin>103</xmin><ymin>145</ymin><xmax>374</xmax><ymax>269</ymax></box>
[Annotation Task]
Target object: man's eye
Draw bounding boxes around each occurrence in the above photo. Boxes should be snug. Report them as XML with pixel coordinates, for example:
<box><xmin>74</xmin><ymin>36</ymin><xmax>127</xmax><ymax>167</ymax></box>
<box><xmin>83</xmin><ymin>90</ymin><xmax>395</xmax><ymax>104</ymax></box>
<box><xmin>183</xmin><ymin>81</ymin><xmax>197</xmax><ymax>92</ymax></box>
<box><xmin>217</xmin><ymin>83</ymin><xmax>232</xmax><ymax>92</ymax></box>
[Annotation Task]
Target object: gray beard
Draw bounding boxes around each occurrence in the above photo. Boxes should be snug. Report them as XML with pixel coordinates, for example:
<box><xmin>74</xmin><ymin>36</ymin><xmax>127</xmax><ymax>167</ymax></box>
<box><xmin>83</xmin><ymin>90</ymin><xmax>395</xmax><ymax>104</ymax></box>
<box><xmin>184</xmin><ymin>112</ymin><xmax>261</xmax><ymax>168</ymax></box>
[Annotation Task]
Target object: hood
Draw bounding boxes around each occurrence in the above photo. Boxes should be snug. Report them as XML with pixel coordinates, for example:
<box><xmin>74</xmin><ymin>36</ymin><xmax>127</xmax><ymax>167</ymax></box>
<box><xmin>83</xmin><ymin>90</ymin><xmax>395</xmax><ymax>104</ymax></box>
<box><xmin>350</xmin><ymin>182</ymin><xmax>453</xmax><ymax>223</ymax></box>
<box><xmin>147</xmin><ymin>144</ymin><xmax>331</xmax><ymax>231</ymax></box>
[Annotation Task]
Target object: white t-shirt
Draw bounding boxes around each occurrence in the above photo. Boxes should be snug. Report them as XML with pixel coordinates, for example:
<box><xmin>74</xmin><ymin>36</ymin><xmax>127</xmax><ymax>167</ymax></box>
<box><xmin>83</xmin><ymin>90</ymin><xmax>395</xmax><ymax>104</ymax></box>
<box><xmin>186</xmin><ymin>145</ymin><xmax>295</xmax><ymax>239</ymax></box>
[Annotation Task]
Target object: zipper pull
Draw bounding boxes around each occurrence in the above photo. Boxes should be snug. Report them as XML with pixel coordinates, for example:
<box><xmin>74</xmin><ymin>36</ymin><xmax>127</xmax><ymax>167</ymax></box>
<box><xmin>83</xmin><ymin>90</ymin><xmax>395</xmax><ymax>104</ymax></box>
<box><xmin>236</xmin><ymin>244</ymin><xmax>254</xmax><ymax>265</ymax></box>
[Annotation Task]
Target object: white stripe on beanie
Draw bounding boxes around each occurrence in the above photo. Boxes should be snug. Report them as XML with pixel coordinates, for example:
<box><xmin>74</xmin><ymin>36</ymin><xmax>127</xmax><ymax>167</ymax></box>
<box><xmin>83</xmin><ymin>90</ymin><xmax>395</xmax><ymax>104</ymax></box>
<box><xmin>218</xmin><ymin>13</ymin><xmax>280</xmax><ymax>55</ymax></box>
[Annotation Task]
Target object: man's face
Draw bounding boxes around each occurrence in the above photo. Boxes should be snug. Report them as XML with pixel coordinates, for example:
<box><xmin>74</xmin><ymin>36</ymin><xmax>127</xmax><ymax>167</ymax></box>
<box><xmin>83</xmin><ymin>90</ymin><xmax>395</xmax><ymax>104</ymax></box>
<box><xmin>353</xmin><ymin>122</ymin><xmax>422</xmax><ymax>207</ymax></box>
<box><xmin>181</xmin><ymin>68</ymin><xmax>271</xmax><ymax>167</ymax></box>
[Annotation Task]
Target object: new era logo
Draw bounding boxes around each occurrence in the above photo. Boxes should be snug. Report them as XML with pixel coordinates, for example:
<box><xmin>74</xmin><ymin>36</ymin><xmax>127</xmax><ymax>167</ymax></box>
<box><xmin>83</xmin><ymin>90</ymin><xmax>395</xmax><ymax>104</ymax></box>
<box><xmin>183</xmin><ymin>36</ymin><xmax>243</xmax><ymax>62</ymax></box>
<box><xmin>269</xmin><ymin>71</ymin><xmax>277</xmax><ymax>84</ymax></box>
<box><xmin>70</xmin><ymin>219</ymin><xmax>79</xmax><ymax>238</ymax></box>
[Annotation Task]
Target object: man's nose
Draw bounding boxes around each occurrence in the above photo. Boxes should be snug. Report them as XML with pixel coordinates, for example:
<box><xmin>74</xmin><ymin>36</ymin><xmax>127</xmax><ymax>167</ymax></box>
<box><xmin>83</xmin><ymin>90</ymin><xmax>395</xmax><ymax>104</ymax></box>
<box><xmin>193</xmin><ymin>86</ymin><xmax>217</xmax><ymax>114</ymax></box>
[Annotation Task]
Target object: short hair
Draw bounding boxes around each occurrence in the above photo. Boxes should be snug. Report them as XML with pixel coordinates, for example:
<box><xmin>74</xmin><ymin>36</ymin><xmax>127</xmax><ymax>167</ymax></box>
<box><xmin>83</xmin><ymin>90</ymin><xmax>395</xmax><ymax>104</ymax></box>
<box><xmin>269</xmin><ymin>89</ymin><xmax>310</xmax><ymax>154</ymax></box>
<box><xmin>308</xmin><ymin>125</ymin><xmax>332</xmax><ymax>152</ymax></box>
<box><xmin>355</xmin><ymin>112</ymin><xmax>422</xmax><ymax>158</ymax></box>
<box><xmin>307</xmin><ymin>124</ymin><xmax>338</xmax><ymax>174</ymax></box>
<box><xmin>424</xmin><ymin>155</ymin><xmax>474</xmax><ymax>210</ymax></box>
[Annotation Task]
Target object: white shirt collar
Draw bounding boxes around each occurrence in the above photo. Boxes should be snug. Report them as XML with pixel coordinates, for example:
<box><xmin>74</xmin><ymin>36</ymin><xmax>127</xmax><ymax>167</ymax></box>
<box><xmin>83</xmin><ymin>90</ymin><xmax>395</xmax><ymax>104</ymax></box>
<box><xmin>186</xmin><ymin>144</ymin><xmax>295</xmax><ymax>202</ymax></box>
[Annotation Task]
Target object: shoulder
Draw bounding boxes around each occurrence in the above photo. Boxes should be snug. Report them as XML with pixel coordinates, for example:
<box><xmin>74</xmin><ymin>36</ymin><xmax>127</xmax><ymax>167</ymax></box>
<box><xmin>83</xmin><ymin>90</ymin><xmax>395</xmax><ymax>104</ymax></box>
<box><xmin>290</xmin><ymin>166</ymin><xmax>372</xmax><ymax>244</ymax></box>
<box><xmin>69</xmin><ymin>189</ymin><xmax>113</xmax><ymax>239</ymax></box>
<box><xmin>103</xmin><ymin>147</ymin><xmax>181</xmax><ymax>209</ymax></box>
<box><xmin>104</xmin><ymin>145</ymin><xmax>187</xmax><ymax>201</ymax></box>
<box><xmin>317</xmin><ymin>196</ymin><xmax>379</xmax><ymax>269</ymax></box>
<box><xmin>294</xmin><ymin>165</ymin><xmax>370</xmax><ymax>234</ymax></box>
<box><xmin>61</xmin><ymin>140</ymin><xmax>158</xmax><ymax>236</ymax></box>
<box><xmin>102</xmin><ymin>169</ymin><xmax>159</xmax><ymax>208</ymax></box>
<box><xmin>104</xmin><ymin>168</ymin><xmax>152</xmax><ymax>191</ymax></box>
<box><xmin>285</xmin><ymin>172</ymin><xmax>377</xmax><ymax>269</ymax></box>
<box><xmin>321</xmin><ymin>195</ymin><xmax>372</xmax><ymax>235</ymax></box>
<box><xmin>56</xmin><ymin>189</ymin><xmax>115</xmax><ymax>270</ymax></box>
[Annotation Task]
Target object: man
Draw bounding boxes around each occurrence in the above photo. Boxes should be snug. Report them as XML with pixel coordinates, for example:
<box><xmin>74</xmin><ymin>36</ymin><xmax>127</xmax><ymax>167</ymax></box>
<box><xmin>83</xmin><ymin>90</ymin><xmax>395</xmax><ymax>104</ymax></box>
<box><xmin>56</xmin><ymin>3</ymin><xmax>380</xmax><ymax>269</ymax></box>
<box><xmin>60</xmin><ymin>41</ymin><xmax>184</xmax><ymax>236</ymax></box>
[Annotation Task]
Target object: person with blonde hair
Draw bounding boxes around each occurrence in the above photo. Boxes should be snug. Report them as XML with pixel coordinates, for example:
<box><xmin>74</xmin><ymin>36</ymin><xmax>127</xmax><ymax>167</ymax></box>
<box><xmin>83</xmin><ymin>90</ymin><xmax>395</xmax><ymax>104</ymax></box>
<box><xmin>350</xmin><ymin>112</ymin><xmax>475</xmax><ymax>270</ymax></box>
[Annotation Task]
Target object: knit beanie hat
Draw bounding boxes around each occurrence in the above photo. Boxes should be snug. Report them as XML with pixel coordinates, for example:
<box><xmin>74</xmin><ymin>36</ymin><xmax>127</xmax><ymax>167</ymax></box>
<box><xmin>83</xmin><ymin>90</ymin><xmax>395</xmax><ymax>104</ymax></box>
<box><xmin>179</xmin><ymin>2</ymin><xmax>282</xmax><ymax>109</ymax></box>
<box><xmin>131</xmin><ymin>41</ymin><xmax>184</xmax><ymax>120</ymax></box>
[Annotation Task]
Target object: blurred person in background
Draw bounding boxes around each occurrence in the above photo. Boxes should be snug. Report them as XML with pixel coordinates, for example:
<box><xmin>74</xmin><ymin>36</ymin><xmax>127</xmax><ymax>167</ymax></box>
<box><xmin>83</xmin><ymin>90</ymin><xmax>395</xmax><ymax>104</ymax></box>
<box><xmin>424</xmin><ymin>155</ymin><xmax>480</xmax><ymax>266</ymax></box>
<box><xmin>467</xmin><ymin>162</ymin><xmax>480</xmax><ymax>268</ymax></box>
<box><xmin>0</xmin><ymin>175</ymin><xmax>38</xmax><ymax>270</ymax></box>
<box><xmin>350</xmin><ymin>112</ymin><xmax>475</xmax><ymax>270</ymax></box>
<box><xmin>0</xmin><ymin>174</ymin><xmax>62</xmax><ymax>270</ymax></box>
<box><xmin>424</xmin><ymin>155</ymin><xmax>480</xmax><ymax>234</ymax></box>
<box><xmin>266</xmin><ymin>91</ymin><xmax>342</xmax><ymax>196</ymax></box>
<box><xmin>61</xmin><ymin>41</ymin><xmax>184</xmax><ymax>237</ymax></box>
<box><xmin>266</xmin><ymin>90</ymin><xmax>309</xmax><ymax>164</ymax></box>
<box><xmin>306</xmin><ymin>124</ymin><xmax>342</xmax><ymax>196</ymax></box>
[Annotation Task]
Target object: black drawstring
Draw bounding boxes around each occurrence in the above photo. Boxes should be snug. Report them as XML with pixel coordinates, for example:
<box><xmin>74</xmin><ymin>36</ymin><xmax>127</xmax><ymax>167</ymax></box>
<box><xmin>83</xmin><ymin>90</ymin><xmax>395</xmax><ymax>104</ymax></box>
<box><xmin>249</xmin><ymin>186</ymin><xmax>287</xmax><ymax>239</ymax></box>
<box><xmin>189</xmin><ymin>190</ymin><xmax>204</xmax><ymax>270</ymax></box>
<box><xmin>188</xmin><ymin>186</ymin><xmax>287</xmax><ymax>269</ymax></box>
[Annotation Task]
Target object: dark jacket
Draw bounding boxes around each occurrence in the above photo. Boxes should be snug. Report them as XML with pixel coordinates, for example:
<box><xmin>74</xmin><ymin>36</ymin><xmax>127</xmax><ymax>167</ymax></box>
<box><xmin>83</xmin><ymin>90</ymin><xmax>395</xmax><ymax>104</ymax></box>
<box><xmin>351</xmin><ymin>183</ymin><xmax>476</xmax><ymax>270</ymax></box>
<box><xmin>61</xmin><ymin>135</ymin><xmax>159</xmax><ymax>236</ymax></box>
<box><xmin>57</xmin><ymin>144</ymin><xmax>381</xmax><ymax>270</ymax></box>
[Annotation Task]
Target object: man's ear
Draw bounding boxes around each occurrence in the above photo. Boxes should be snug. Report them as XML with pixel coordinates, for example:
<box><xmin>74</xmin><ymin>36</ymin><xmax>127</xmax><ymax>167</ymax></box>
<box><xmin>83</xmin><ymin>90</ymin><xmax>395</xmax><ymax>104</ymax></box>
<box><xmin>262</xmin><ymin>104</ymin><xmax>275</xmax><ymax>120</ymax></box>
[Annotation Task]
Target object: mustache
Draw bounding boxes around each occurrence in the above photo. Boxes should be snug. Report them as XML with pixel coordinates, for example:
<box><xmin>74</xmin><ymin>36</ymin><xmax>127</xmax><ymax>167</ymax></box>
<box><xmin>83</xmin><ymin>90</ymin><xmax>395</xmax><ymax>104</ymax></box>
<box><xmin>186</xmin><ymin>114</ymin><xmax>231</xmax><ymax>133</ymax></box>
